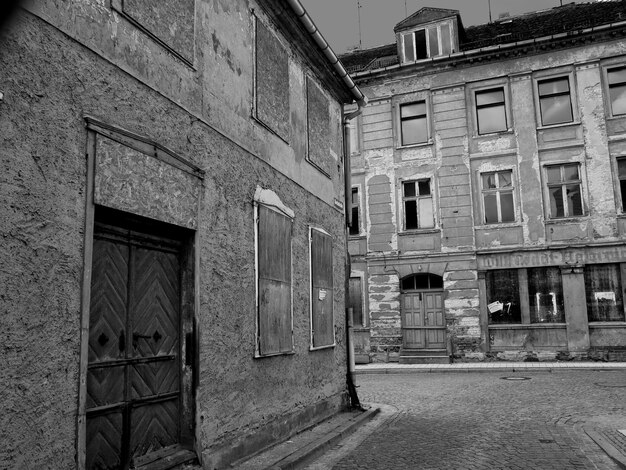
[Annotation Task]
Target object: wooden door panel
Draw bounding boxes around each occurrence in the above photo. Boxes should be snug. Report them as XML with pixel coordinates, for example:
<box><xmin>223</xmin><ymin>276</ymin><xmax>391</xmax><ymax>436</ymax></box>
<box><xmin>86</xmin><ymin>412</ymin><xmax>123</xmax><ymax>470</ymax></box>
<box><xmin>131</xmin><ymin>360</ymin><xmax>179</xmax><ymax>399</ymax></box>
<box><xmin>131</xmin><ymin>247</ymin><xmax>180</xmax><ymax>357</ymax></box>
<box><xmin>312</xmin><ymin>288</ymin><xmax>334</xmax><ymax>347</ymax></box>
<box><xmin>87</xmin><ymin>365</ymin><xmax>124</xmax><ymax>409</ymax></box>
<box><xmin>89</xmin><ymin>238</ymin><xmax>128</xmax><ymax>363</ymax></box>
<box><xmin>130</xmin><ymin>400</ymin><xmax>179</xmax><ymax>460</ymax></box>
<box><xmin>402</xmin><ymin>291</ymin><xmax>445</xmax><ymax>349</ymax></box>
<box><xmin>259</xmin><ymin>279</ymin><xmax>292</xmax><ymax>355</ymax></box>
<box><xmin>404</xmin><ymin>328</ymin><xmax>425</xmax><ymax>348</ymax></box>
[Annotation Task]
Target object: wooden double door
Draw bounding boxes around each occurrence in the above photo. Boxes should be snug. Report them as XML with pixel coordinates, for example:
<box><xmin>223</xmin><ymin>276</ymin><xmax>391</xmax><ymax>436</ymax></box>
<box><xmin>401</xmin><ymin>291</ymin><xmax>446</xmax><ymax>349</ymax></box>
<box><xmin>86</xmin><ymin>210</ymin><xmax>194</xmax><ymax>469</ymax></box>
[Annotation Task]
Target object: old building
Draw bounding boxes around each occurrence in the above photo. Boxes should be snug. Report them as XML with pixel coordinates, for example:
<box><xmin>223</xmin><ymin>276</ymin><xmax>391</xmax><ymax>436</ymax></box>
<box><xmin>342</xmin><ymin>1</ymin><xmax>626</xmax><ymax>364</ymax></box>
<box><xmin>0</xmin><ymin>1</ymin><xmax>365</xmax><ymax>469</ymax></box>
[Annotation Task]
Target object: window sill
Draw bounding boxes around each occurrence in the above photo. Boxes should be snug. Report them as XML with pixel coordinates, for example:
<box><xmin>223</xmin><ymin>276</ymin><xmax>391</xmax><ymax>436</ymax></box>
<box><xmin>353</xmin><ymin>327</ymin><xmax>371</xmax><ymax>332</ymax></box>
<box><xmin>349</xmin><ymin>234</ymin><xmax>366</xmax><ymax>240</ymax></box>
<box><xmin>399</xmin><ymin>228</ymin><xmax>440</xmax><ymax>236</ymax></box>
<box><xmin>473</xmin><ymin>129</ymin><xmax>514</xmax><ymax>138</ymax></box>
<box><xmin>310</xmin><ymin>343</ymin><xmax>336</xmax><ymax>352</ymax></box>
<box><xmin>477</xmin><ymin>222</ymin><xmax>521</xmax><ymax>229</ymax></box>
<box><xmin>489</xmin><ymin>323</ymin><xmax>566</xmax><ymax>329</ymax></box>
<box><xmin>588</xmin><ymin>322</ymin><xmax>626</xmax><ymax>328</ymax></box>
<box><xmin>545</xmin><ymin>216</ymin><xmax>588</xmax><ymax>224</ymax></box>
<box><xmin>396</xmin><ymin>140</ymin><xmax>433</xmax><ymax>150</ymax></box>
<box><xmin>254</xmin><ymin>351</ymin><xmax>296</xmax><ymax>359</ymax></box>
<box><xmin>536</xmin><ymin>121</ymin><xmax>580</xmax><ymax>131</ymax></box>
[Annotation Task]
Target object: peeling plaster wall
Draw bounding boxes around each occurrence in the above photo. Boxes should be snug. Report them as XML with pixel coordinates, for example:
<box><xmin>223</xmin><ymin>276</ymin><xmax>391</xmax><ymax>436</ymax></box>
<box><xmin>0</xmin><ymin>4</ymin><xmax>348</xmax><ymax>469</ymax></box>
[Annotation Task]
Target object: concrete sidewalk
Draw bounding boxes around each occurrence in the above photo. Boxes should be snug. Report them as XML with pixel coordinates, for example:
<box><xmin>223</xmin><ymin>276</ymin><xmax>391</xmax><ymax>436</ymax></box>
<box><xmin>355</xmin><ymin>360</ymin><xmax>626</xmax><ymax>374</ymax></box>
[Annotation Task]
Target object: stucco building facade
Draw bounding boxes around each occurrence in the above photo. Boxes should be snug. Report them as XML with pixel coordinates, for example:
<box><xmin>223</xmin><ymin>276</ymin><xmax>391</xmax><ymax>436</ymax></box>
<box><xmin>0</xmin><ymin>1</ymin><xmax>365</xmax><ymax>469</ymax></box>
<box><xmin>342</xmin><ymin>2</ymin><xmax>626</xmax><ymax>364</ymax></box>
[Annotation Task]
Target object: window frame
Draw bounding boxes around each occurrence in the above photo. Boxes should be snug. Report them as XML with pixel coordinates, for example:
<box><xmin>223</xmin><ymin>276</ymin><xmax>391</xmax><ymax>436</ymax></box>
<box><xmin>349</xmin><ymin>186</ymin><xmax>362</xmax><ymax>237</ymax></box>
<box><xmin>254</xmin><ymin>192</ymin><xmax>295</xmax><ymax>358</ymax></box>
<box><xmin>604</xmin><ymin>65</ymin><xmax>626</xmax><ymax>118</ymax></box>
<box><xmin>534</xmin><ymin>73</ymin><xmax>576</xmax><ymax>128</ymax></box>
<box><xmin>475</xmin><ymin>87</ymin><xmax>508</xmax><ymax>135</ymax></box>
<box><xmin>615</xmin><ymin>156</ymin><xmax>626</xmax><ymax>213</ymax></box>
<box><xmin>309</xmin><ymin>226</ymin><xmax>335</xmax><ymax>350</ymax></box>
<box><xmin>480</xmin><ymin>169</ymin><xmax>516</xmax><ymax>225</ymax></box>
<box><xmin>394</xmin><ymin>94</ymin><xmax>432</xmax><ymax>148</ymax></box>
<box><xmin>544</xmin><ymin>163</ymin><xmax>585</xmax><ymax>219</ymax></box>
<box><xmin>348</xmin><ymin>273</ymin><xmax>367</xmax><ymax>328</ymax></box>
<box><xmin>400</xmin><ymin>178</ymin><xmax>436</xmax><ymax>231</ymax></box>
<box><xmin>400</xmin><ymin>19</ymin><xmax>454</xmax><ymax>64</ymax></box>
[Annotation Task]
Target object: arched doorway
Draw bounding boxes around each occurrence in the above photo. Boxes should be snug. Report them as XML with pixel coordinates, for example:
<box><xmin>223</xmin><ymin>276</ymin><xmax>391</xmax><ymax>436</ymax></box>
<box><xmin>400</xmin><ymin>273</ymin><xmax>446</xmax><ymax>351</ymax></box>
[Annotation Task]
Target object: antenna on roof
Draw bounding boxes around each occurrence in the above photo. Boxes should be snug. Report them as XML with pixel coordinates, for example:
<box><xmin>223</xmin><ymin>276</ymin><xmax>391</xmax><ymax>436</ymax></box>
<box><xmin>488</xmin><ymin>0</ymin><xmax>493</xmax><ymax>23</ymax></box>
<box><xmin>405</xmin><ymin>0</ymin><xmax>408</xmax><ymax>17</ymax></box>
<box><xmin>356</xmin><ymin>0</ymin><xmax>362</xmax><ymax>49</ymax></box>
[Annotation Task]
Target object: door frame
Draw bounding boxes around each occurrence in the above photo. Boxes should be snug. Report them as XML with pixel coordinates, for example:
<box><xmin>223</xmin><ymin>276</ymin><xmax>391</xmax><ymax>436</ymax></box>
<box><xmin>77</xmin><ymin>126</ymin><xmax>200</xmax><ymax>469</ymax></box>
<box><xmin>400</xmin><ymin>289</ymin><xmax>446</xmax><ymax>349</ymax></box>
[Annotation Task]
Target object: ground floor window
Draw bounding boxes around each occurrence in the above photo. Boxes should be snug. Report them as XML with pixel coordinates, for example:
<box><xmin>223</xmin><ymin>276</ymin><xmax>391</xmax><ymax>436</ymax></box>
<box><xmin>486</xmin><ymin>269</ymin><xmax>521</xmax><ymax>323</ymax></box>
<box><xmin>584</xmin><ymin>264</ymin><xmax>625</xmax><ymax>322</ymax></box>
<box><xmin>348</xmin><ymin>277</ymin><xmax>364</xmax><ymax>327</ymax></box>
<box><xmin>528</xmin><ymin>267</ymin><xmax>565</xmax><ymax>323</ymax></box>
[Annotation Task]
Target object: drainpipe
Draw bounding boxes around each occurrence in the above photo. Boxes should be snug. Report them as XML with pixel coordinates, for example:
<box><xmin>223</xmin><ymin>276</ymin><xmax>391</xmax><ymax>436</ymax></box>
<box><xmin>286</xmin><ymin>0</ymin><xmax>368</xmax><ymax>409</ymax></box>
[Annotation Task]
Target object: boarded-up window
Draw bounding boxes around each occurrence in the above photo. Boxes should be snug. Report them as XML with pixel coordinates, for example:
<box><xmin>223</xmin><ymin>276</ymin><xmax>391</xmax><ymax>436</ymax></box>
<box><xmin>257</xmin><ymin>205</ymin><xmax>293</xmax><ymax>356</ymax></box>
<box><xmin>310</xmin><ymin>228</ymin><xmax>334</xmax><ymax>348</ymax></box>
<box><xmin>307</xmin><ymin>77</ymin><xmax>332</xmax><ymax>177</ymax></box>
<box><xmin>256</xmin><ymin>19</ymin><xmax>290</xmax><ymax>141</ymax></box>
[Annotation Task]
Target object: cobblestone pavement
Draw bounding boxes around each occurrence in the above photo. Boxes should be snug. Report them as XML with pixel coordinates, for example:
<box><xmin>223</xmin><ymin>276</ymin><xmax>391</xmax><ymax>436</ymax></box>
<box><xmin>307</xmin><ymin>371</ymin><xmax>626</xmax><ymax>470</ymax></box>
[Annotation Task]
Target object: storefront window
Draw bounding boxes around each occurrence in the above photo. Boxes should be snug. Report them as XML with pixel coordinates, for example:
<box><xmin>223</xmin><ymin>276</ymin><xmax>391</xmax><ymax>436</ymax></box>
<box><xmin>486</xmin><ymin>270</ymin><xmax>521</xmax><ymax>323</ymax></box>
<box><xmin>584</xmin><ymin>264</ymin><xmax>625</xmax><ymax>322</ymax></box>
<box><xmin>528</xmin><ymin>267</ymin><xmax>565</xmax><ymax>323</ymax></box>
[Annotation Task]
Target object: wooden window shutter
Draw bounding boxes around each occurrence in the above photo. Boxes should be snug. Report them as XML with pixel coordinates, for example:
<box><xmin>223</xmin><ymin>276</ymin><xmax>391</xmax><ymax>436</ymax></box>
<box><xmin>310</xmin><ymin>228</ymin><xmax>334</xmax><ymax>348</ymax></box>
<box><xmin>257</xmin><ymin>205</ymin><xmax>293</xmax><ymax>355</ymax></box>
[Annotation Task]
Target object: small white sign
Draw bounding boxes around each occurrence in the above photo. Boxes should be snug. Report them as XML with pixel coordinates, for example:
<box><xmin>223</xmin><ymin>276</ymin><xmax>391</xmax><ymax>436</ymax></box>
<box><xmin>595</xmin><ymin>292</ymin><xmax>616</xmax><ymax>302</ymax></box>
<box><xmin>318</xmin><ymin>289</ymin><xmax>327</xmax><ymax>301</ymax></box>
<box><xmin>488</xmin><ymin>301</ymin><xmax>503</xmax><ymax>313</ymax></box>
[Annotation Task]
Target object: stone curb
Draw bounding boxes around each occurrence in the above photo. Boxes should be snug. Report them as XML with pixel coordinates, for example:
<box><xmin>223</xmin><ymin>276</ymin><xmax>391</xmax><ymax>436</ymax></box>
<box><xmin>264</xmin><ymin>407</ymin><xmax>381</xmax><ymax>470</ymax></box>
<box><xmin>585</xmin><ymin>428</ymin><xmax>626</xmax><ymax>470</ymax></box>
<box><xmin>355</xmin><ymin>362</ymin><xmax>626</xmax><ymax>374</ymax></box>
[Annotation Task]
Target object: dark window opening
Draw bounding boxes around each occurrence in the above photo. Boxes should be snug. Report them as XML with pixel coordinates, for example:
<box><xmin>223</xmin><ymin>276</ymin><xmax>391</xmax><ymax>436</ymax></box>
<box><xmin>402</xmin><ymin>179</ymin><xmax>434</xmax><ymax>230</ymax></box>
<box><xmin>401</xmin><ymin>273</ymin><xmax>443</xmax><ymax>291</ymax></box>
<box><xmin>608</xmin><ymin>67</ymin><xmax>626</xmax><ymax>116</ymax></box>
<box><xmin>486</xmin><ymin>270</ymin><xmax>521</xmax><ymax>323</ymax></box>
<box><xmin>585</xmin><ymin>264</ymin><xmax>625</xmax><ymax>322</ymax></box>
<box><xmin>528</xmin><ymin>267</ymin><xmax>565</xmax><ymax>323</ymax></box>
<box><xmin>350</xmin><ymin>187</ymin><xmax>360</xmax><ymax>236</ymax></box>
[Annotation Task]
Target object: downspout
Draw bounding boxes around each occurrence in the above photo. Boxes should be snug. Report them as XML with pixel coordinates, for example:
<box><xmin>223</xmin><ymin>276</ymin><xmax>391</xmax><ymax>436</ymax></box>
<box><xmin>286</xmin><ymin>0</ymin><xmax>368</xmax><ymax>409</ymax></box>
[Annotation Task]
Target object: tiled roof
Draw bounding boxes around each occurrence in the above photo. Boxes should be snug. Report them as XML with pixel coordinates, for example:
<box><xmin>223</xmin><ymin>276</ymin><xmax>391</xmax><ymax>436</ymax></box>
<box><xmin>339</xmin><ymin>1</ymin><xmax>626</xmax><ymax>74</ymax></box>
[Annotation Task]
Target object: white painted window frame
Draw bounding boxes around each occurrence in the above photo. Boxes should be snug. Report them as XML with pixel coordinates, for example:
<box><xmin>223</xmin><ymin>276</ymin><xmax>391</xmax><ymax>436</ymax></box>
<box><xmin>308</xmin><ymin>226</ymin><xmax>336</xmax><ymax>351</ymax></box>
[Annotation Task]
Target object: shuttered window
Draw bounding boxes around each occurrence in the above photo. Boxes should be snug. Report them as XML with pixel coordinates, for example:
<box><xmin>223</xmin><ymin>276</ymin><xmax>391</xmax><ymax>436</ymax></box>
<box><xmin>310</xmin><ymin>228</ymin><xmax>334</xmax><ymax>349</ymax></box>
<box><xmin>257</xmin><ymin>204</ymin><xmax>293</xmax><ymax>356</ymax></box>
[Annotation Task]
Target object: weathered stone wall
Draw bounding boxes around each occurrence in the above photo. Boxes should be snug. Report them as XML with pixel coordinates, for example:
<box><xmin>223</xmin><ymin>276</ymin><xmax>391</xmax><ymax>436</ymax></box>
<box><xmin>0</xmin><ymin>6</ymin><xmax>348</xmax><ymax>469</ymax></box>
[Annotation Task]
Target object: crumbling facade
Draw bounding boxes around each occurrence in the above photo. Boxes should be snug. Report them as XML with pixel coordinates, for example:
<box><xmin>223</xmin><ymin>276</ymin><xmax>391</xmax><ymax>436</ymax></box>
<box><xmin>342</xmin><ymin>2</ymin><xmax>626</xmax><ymax>364</ymax></box>
<box><xmin>0</xmin><ymin>1</ymin><xmax>365</xmax><ymax>469</ymax></box>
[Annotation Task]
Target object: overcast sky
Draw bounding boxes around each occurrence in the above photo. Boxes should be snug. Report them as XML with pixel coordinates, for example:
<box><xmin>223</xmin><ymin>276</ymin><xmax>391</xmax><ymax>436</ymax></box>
<box><xmin>300</xmin><ymin>0</ymin><xmax>599</xmax><ymax>53</ymax></box>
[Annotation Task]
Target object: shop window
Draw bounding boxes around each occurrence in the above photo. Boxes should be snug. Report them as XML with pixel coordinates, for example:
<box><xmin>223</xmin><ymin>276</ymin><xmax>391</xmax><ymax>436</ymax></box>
<box><xmin>349</xmin><ymin>187</ymin><xmax>360</xmax><ymax>236</ymax></box>
<box><xmin>475</xmin><ymin>87</ymin><xmax>507</xmax><ymax>134</ymax></box>
<box><xmin>402</xmin><ymin>179</ymin><xmax>434</xmax><ymax>230</ymax></box>
<box><xmin>348</xmin><ymin>277</ymin><xmax>364</xmax><ymax>327</ymax></box>
<box><xmin>527</xmin><ymin>267</ymin><xmax>565</xmax><ymax>323</ymax></box>
<box><xmin>486</xmin><ymin>270</ymin><xmax>521</xmax><ymax>323</ymax></box>
<box><xmin>607</xmin><ymin>67</ymin><xmax>626</xmax><ymax>116</ymax></box>
<box><xmin>546</xmin><ymin>163</ymin><xmax>583</xmax><ymax>218</ymax></box>
<box><xmin>402</xmin><ymin>22</ymin><xmax>452</xmax><ymax>63</ymax></box>
<box><xmin>256</xmin><ymin>204</ymin><xmax>293</xmax><ymax>356</ymax></box>
<box><xmin>481</xmin><ymin>170</ymin><xmax>515</xmax><ymax>224</ymax></box>
<box><xmin>400</xmin><ymin>101</ymin><xmax>428</xmax><ymax>146</ymax></box>
<box><xmin>538</xmin><ymin>77</ymin><xmax>573</xmax><ymax>126</ymax></box>
<box><xmin>401</xmin><ymin>273</ymin><xmax>443</xmax><ymax>291</ymax></box>
<box><xmin>310</xmin><ymin>228</ymin><xmax>334</xmax><ymax>349</ymax></box>
<box><xmin>584</xmin><ymin>264</ymin><xmax>625</xmax><ymax>322</ymax></box>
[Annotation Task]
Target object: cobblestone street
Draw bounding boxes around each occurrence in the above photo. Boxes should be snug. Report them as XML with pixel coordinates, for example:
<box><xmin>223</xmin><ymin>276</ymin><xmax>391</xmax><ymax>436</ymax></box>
<box><xmin>307</xmin><ymin>371</ymin><xmax>626</xmax><ymax>470</ymax></box>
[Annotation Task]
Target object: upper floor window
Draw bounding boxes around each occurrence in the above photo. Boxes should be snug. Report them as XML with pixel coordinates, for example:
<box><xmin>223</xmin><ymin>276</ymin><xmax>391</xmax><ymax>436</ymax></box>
<box><xmin>481</xmin><ymin>170</ymin><xmax>514</xmax><ymax>224</ymax></box>
<box><xmin>546</xmin><ymin>163</ymin><xmax>583</xmax><ymax>218</ymax></box>
<box><xmin>349</xmin><ymin>187</ymin><xmax>360</xmax><ymax>236</ymax></box>
<box><xmin>617</xmin><ymin>158</ymin><xmax>626</xmax><ymax>211</ymax></box>
<box><xmin>402</xmin><ymin>22</ymin><xmax>452</xmax><ymax>62</ymax></box>
<box><xmin>402</xmin><ymin>179</ymin><xmax>434</xmax><ymax>230</ymax></box>
<box><xmin>476</xmin><ymin>88</ymin><xmax>507</xmax><ymax>134</ymax></box>
<box><xmin>400</xmin><ymin>101</ymin><xmax>428</xmax><ymax>146</ymax></box>
<box><xmin>607</xmin><ymin>67</ymin><xmax>626</xmax><ymax>116</ymax></box>
<box><xmin>537</xmin><ymin>77</ymin><xmax>573</xmax><ymax>126</ymax></box>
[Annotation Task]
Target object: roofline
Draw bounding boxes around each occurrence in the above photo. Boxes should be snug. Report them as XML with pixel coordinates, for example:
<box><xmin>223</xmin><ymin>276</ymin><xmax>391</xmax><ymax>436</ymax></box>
<box><xmin>286</xmin><ymin>0</ymin><xmax>368</xmax><ymax>108</ymax></box>
<box><xmin>350</xmin><ymin>19</ymin><xmax>626</xmax><ymax>79</ymax></box>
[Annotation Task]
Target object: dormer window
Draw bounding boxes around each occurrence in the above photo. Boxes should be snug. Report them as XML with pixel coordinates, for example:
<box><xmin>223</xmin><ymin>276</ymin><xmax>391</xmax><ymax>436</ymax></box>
<box><xmin>401</xmin><ymin>21</ymin><xmax>453</xmax><ymax>62</ymax></box>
